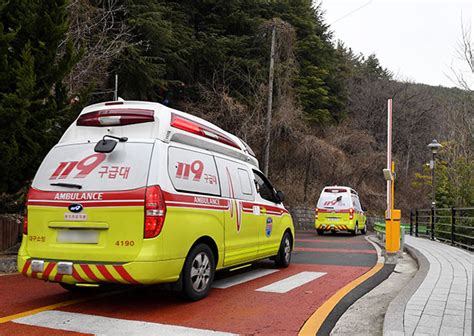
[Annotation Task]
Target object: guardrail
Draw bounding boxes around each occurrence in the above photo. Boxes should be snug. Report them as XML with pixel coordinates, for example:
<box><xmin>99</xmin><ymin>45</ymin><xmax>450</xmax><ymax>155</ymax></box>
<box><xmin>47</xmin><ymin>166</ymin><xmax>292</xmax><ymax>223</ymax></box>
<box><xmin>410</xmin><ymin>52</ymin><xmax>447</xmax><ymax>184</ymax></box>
<box><xmin>372</xmin><ymin>217</ymin><xmax>409</xmax><ymax>251</ymax></box>
<box><xmin>410</xmin><ymin>207</ymin><xmax>474</xmax><ymax>251</ymax></box>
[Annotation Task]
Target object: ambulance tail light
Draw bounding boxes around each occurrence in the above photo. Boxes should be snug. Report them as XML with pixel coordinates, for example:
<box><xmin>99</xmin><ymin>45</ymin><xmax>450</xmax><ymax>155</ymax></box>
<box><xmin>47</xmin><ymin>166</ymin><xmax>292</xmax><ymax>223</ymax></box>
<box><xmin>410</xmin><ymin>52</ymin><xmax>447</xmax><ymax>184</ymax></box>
<box><xmin>23</xmin><ymin>188</ymin><xmax>31</xmax><ymax>235</ymax></box>
<box><xmin>349</xmin><ymin>208</ymin><xmax>354</xmax><ymax>220</ymax></box>
<box><xmin>170</xmin><ymin>114</ymin><xmax>240</xmax><ymax>149</ymax></box>
<box><xmin>144</xmin><ymin>185</ymin><xmax>167</xmax><ymax>238</ymax></box>
<box><xmin>77</xmin><ymin>109</ymin><xmax>154</xmax><ymax>127</ymax></box>
<box><xmin>23</xmin><ymin>209</ymin><xmax>28</xmax><ymax>235</ymax></box>
<box><xmin>315</xmin><ymin>208</ymin><xmax>319</xmax><ymax>220</ymax></box>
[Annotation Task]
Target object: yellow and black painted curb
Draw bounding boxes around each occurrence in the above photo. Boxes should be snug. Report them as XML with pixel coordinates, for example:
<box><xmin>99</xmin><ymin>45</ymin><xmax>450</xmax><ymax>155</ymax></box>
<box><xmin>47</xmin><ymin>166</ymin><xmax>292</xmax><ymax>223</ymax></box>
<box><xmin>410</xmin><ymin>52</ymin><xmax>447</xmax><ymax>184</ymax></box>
<box><xmin>298</xmin><ymin>238</ymin><xmax>394</xmax><ymax>336</ymax></box>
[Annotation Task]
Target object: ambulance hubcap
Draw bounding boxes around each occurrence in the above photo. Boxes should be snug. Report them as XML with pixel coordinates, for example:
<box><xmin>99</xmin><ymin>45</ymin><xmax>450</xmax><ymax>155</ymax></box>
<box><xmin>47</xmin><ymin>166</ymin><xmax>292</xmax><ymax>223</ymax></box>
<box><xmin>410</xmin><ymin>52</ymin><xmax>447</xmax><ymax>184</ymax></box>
<box><xmin>284</xmin><ymin>237</ymin><xmax>291</xmax><ymax>263</ymax></box>
<box><xmin>190</xmin><ymin>252</ymin><xmax>211</xmax><ymax>292</ymax></box>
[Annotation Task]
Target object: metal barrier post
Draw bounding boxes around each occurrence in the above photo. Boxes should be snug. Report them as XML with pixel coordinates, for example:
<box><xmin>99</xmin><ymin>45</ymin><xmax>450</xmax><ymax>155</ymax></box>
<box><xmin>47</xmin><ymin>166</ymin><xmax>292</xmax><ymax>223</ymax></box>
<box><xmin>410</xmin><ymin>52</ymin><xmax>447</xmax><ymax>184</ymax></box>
<box><xmin>451</xmin><ymin>207</ymin><xmax>455</xmax><ymax>245</ymax></box>
<box><xmin>410</xmin><ymin>210</ymin><xmax>413</xmax><ymax>236</ymax></box>
<box><xmin>400</xmin><ymin>226</ymin><xmax>405</xmax><ymax>252</ymax></box>
<box><xmin>415</xmin><ymin>209</ymin><xmax>419</xmax><ymax>237</ymax></box>
<box><xmin>431</xmin><ymin>206</ymin><xmax>435</xmax><ymax>240</ymax></box>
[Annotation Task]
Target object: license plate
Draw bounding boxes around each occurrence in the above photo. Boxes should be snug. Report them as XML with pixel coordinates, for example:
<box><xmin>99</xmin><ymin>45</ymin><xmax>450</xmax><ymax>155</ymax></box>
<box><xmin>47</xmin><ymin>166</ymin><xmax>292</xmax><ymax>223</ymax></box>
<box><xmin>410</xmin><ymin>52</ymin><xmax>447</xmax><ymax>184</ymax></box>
<box><xmin>328</xmin><ymin>217</ymin><xmax>339</xmax><ymax>221</ymax></box>
<box><xmin>64</xmin><ymin>213</ymin><xmax>88</xmax><ymax>221</ymax></box>
<box><xmin>57</xmin><ymin>230</ymin><xmax>99</xmax><ymax>244</ymax></box>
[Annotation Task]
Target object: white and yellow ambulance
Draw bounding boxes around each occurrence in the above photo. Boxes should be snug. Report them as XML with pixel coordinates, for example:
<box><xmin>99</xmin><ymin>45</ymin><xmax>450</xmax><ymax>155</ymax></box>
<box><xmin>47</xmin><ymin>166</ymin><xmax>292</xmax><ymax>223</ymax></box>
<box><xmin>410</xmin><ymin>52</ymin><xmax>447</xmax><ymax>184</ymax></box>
<box><xmin>18</xmin><ymin>100</ymin><xmax>294</xmax><ymax>300</ymax></box>
<box><xmin>314</xmin><ymin>186</ymin><xmax>367</xmax><ymax>236</ymax></box>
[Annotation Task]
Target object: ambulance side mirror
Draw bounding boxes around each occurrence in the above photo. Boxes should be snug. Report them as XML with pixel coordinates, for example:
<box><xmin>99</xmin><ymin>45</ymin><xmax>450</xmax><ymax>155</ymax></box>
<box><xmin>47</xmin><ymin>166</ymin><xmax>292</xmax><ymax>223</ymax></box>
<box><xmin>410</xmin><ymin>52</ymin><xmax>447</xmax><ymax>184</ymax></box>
<box><xmin>94</xmin><ymin>135</ymin><xmax>128</xmax><ymax>153</ymax></box>
<box><xmin>276</xmin><ymin>191</ymin><xmax>285</xmax><ymax>203</ymax></box>
<box><xmin>95</xmin><ymin>139</ymin><xmax>117</xmax><ymax>153</ymax></box>
<box><xmin>362</xmin><ymin>206</ymin><xmax>367</xmax><ymax>212</ymax></box>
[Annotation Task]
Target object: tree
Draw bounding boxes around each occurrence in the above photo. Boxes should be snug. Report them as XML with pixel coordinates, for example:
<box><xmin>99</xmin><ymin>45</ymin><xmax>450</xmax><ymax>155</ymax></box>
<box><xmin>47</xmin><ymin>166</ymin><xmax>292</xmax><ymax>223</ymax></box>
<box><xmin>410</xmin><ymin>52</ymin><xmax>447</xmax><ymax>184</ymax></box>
<box><xmin>0</xmin><ymin>0</ymin><xmax>77</xmax><ymax>195</ymax></box>
<box><xmin>65</xmin><ymin>0</ymin><xmax>132</xmax><ymax>98</ymax></box>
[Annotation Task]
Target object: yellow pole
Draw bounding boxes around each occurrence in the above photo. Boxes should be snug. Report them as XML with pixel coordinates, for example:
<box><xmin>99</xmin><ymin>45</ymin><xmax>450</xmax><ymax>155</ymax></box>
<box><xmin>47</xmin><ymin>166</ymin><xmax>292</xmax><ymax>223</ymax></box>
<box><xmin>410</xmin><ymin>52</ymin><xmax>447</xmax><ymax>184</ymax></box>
<box><xmin>386</xmin><ymin>161</ymin><xmax>400</xmax><ymax>253</ymax></box>
<box><xmin>391</xmin><ymin>161</ymin><xmax>395</xmax><ymax>211</ymax></box>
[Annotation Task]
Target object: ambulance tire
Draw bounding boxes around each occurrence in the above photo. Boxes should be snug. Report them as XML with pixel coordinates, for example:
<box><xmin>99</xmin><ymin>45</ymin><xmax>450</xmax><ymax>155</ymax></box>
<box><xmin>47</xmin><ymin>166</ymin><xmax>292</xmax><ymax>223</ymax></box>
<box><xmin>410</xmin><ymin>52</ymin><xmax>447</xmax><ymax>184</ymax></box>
<box><xmin>317</xmin><ymin>229</ymin><xmax>324</xmax><ymax>235</ymax></box>
<box><xmin>182</xmin><ymin>243</ymin><xmax>215</xmax><ymax>301</ymax></box>
<box><xmin>274</xmin><ymin>232</ymin><xmax>292</xmax><ymax>268</ymax></box>
<box><xmin>351</xmin><ymin>223</ymin><xmax>359</xmax><ymax>236</ymax></box>
<box><xmin>361</xmin><ymin>224</ymin><xmax>367</xmax><ymax>235</ymax></box>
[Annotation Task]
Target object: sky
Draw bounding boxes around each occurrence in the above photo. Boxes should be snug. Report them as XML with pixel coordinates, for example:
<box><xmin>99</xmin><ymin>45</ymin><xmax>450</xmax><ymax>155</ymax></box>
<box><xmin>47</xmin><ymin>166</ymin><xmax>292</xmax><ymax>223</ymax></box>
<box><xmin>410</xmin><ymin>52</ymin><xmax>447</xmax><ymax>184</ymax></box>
<box><xmin>319</xmin><ymin>0</ymin><xmax>473</xmax><ymax>88</ymax></box>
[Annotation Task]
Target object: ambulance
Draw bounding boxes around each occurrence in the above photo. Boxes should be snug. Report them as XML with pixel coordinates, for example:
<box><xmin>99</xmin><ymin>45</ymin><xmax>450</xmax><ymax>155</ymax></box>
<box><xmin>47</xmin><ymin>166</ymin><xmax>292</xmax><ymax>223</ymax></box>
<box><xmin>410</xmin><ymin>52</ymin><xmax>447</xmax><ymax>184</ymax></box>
<box><xmin>18</xmin><ymin>100</ymin><xmax>294</xmax><ymax>301</ymax></box>
<box><xmin>314</xmin><ymin>186</ymin><xmax>367</xmax><ymax>235</ymax></box>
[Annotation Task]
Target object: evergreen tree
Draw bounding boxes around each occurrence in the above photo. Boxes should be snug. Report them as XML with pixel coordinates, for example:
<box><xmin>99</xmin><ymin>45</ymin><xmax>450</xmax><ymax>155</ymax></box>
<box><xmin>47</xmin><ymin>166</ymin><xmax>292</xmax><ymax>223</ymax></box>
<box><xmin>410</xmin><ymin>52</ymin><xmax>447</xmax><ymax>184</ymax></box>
<box><xmin>0</xmin><ymin>0</ymin><xmax>77</xmax><ymax>194</ymax></box>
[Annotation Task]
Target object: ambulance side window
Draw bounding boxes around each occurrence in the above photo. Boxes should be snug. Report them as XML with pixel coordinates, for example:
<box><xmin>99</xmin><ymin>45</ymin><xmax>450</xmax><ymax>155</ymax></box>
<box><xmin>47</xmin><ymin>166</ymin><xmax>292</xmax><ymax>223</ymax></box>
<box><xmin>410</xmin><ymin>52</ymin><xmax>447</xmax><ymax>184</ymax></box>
<box><xmin>253</xmin><ymin>171</ymin><xmax>278</xmax><ymax>203</ymax></box>
<box><xmin>351</xmin><ymin>195</ymin><xmax>362</xmax><ymax>211</ymax></box>
<box><xmin>238</xmin><ymin>168</ymin><xmax>252</xmax><ymax>195</ymax></box>
<box><xmin>168</xmin><ymin>146</ymin><xmax>220</xmax><ymax>196</ymax></box>
<box><xmin>214</xmin><ymin>157</ymin><xmax>254</xmax><ymax>201</ymax></box>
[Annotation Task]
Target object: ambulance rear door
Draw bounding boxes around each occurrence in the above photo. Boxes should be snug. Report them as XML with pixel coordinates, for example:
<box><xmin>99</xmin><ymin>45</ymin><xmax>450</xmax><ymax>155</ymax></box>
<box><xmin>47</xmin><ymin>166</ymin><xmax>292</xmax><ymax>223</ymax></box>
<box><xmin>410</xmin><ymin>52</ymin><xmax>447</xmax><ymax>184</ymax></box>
<box><xmin>27</xmin><ymin>140</ymin><xmax>154</xmax><ymax>263</ymax></box>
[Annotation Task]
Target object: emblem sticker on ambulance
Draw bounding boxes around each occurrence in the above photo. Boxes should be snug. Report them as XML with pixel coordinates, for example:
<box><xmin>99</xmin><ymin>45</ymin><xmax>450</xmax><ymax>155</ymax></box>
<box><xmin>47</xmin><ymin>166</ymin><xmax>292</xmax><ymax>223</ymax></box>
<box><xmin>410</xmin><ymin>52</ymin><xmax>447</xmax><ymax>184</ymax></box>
<box><xmin>68</xmin><ymin>203</ymin><xmax>83</xmax><ymax>213</ymax></box>
<box><xmin>265</xmin><ymin>217</ymin><xmax>273</xmax><ymax>237</ymax></box>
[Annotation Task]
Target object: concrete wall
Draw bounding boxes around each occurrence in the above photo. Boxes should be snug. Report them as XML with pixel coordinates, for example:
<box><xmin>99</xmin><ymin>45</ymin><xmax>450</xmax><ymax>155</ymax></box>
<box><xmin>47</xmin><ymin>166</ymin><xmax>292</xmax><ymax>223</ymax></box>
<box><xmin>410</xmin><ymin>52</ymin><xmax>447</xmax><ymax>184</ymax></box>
<box><xmin>287</xmin><ymin>206</ymin><xmax>315</xmax><ymax>230</ymax></box>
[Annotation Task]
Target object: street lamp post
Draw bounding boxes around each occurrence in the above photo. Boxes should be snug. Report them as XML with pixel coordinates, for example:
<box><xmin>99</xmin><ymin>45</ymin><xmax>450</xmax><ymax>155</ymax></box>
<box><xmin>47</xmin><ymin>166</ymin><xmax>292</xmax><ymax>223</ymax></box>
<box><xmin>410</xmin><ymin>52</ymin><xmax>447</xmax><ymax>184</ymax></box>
<box><xmin>427</xmin><ymin>139</ymin><xmax>442</xmax><ymax>240</ymax></box>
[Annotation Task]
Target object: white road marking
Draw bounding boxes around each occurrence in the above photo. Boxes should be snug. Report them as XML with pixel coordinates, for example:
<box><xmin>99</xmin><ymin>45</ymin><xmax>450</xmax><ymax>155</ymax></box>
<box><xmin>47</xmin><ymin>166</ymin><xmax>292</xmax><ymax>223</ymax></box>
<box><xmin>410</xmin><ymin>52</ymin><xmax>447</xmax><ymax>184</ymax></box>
<box><xmin>212</xmin><ymin>269</ymin><xmax>279</xmax><ymax>289</ymax></box>
<box><xmin>14</xmin><ymin>311</ymin><xmax>237</xmax><ymax>336</ymax></box>
<box><xmin>256</xmin><ymin>271</ymin><xmax>327</xmax><ymax>293</ymax></box>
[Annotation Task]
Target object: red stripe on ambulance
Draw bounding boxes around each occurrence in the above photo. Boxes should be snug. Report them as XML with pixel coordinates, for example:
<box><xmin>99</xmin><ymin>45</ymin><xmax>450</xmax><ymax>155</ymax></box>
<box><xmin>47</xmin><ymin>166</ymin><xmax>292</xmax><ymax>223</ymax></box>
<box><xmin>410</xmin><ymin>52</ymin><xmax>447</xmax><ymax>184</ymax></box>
<box><xmin>114</xmin><ymin>265</ymin><xmax>140</xmax><ymax>284</ymax></box>
<box><xmin>96</xmin><ymin>265</ymin><xmax>117</xmax><ymax>283</ymax></box>
<box><xmin>21</xmin><ymin>259</ymin><xmax>31</xmax><ymax>275</ymax></box>
<box><xmin>42</xmin><ymin>262</ymin><xmax>56</xmax><ymax>280</ymax></box>
<box><xmin>80</xmin><ymin>264</ymin><xmax>101</xmax><ymax>282</ymax></box>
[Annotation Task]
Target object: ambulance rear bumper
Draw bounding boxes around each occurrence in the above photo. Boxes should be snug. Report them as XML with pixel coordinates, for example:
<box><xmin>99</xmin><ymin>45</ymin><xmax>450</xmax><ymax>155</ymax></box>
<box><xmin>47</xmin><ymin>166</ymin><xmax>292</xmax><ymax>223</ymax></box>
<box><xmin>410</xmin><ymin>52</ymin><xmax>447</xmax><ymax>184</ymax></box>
<box><xmin>17</xmin><ymin>254</ymin><xmax>184</xmax><ymax>285</ymax></box>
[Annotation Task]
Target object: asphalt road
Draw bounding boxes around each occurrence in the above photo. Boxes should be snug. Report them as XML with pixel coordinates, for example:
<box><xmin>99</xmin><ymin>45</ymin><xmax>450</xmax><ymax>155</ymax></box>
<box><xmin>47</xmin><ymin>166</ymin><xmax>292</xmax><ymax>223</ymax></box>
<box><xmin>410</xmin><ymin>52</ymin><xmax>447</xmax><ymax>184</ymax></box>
<box><xmin>0</xmin><ymin>231</ymin><xmax>378</xmax><ymax>335</ymax></box>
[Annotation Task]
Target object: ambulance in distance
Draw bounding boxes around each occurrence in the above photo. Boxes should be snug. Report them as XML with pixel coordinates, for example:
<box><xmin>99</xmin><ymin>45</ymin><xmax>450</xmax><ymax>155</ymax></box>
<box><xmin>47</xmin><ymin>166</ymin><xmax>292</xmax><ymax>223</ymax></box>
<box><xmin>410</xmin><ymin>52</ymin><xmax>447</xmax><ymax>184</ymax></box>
<box><xmin>18</xmin><ymin>100</ymin><xmax>294</xmax><ymax>301</ymax></box>
<box><xmin>314</xmin><ymin>186</ymin><xmax>367</xmax><ymax>236</ymax></box>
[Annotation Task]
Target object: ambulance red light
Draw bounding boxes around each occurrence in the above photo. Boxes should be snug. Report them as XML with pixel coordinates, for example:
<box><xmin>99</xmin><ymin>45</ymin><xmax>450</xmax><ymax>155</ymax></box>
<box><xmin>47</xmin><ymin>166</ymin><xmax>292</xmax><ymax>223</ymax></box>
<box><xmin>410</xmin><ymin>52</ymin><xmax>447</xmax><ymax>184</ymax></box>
<box><xmin>23</xmin><ymin>188</ymin><xmax>31</xmax><ymax>235</ymax></box>
<box><xmin>144</xmin><ymin>185</ymin><xmax>167</xmax><ymax>238</ymax></box>
<box><xmin>77</xmin><ymin>109</ymin><xmax>154</xmax><ymax>127</ymax></box>
<box><xmin>349</xmin><ymin>208</ymin><xmax>354</xmax><ymax>220</ymax></box>
<box><xmin>23</xmin><ymin>210</ymin><xmax>28</xmax><ymax>235</ymax></box>
<box><xmin>171</xmin><ymin>114</ymin><xmax>240</xmax><ymax>149</ymax></box>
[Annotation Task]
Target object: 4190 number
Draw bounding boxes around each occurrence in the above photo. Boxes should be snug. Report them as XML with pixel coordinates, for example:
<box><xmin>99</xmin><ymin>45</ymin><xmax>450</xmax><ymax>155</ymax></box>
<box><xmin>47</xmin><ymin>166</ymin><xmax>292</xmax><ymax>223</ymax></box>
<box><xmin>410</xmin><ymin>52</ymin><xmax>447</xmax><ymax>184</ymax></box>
<box><xmin>115</xmin><ymin>240</ymin><xmax>135</xmax><ymax>247</ymax></box>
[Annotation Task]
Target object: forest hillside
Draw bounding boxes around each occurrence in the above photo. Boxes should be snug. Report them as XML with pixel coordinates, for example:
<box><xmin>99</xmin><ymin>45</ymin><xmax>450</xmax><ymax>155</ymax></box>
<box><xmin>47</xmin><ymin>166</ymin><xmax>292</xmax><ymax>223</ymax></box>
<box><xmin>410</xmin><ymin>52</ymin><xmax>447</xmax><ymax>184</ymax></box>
<box><xmin>0</xmin><ymin>0</ymin><xmax>472</xmax><ymax>217</ymax></box>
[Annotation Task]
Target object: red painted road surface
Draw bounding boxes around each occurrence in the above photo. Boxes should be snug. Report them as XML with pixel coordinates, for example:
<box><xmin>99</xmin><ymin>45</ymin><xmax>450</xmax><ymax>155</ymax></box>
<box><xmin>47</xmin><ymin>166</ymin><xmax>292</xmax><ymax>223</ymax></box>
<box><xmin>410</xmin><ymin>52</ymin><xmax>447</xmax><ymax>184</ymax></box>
<box><xmin>0</xmin><ymin>231</ymin><xmax>377</xmax><ymax>335</ymax></box>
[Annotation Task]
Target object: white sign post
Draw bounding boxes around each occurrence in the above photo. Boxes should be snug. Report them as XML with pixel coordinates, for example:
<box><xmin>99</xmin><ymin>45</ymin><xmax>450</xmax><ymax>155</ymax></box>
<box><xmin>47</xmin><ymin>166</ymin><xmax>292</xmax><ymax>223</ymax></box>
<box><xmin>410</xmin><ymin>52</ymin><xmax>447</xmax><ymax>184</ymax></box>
<box><xmin>386</xmin><ymin>99</ymin><xmax>392</xmax><ymax>219</ymax></box>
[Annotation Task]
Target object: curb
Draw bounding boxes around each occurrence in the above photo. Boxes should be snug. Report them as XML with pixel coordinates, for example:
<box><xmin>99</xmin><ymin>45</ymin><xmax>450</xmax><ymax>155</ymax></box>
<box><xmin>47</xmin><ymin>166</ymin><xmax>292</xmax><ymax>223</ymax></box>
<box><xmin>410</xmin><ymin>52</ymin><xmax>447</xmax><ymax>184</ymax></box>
<box><xmin>299</xmin><ymin>235</ymin><xmax>394</xmax><ymax>335</ymax></box>
<box><xmin>382</xmin><ymin>244</ymin><xmax>429</xmax><ymax>336</ymax></box>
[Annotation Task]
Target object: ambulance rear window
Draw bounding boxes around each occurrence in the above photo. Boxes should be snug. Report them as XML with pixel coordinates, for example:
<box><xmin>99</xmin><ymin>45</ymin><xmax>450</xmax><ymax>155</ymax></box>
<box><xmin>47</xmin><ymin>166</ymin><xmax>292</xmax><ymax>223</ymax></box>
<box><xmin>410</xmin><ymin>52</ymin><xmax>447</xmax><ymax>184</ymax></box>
<box><xmin>317</xmin><ymin>190</ymin><xmax>351</xmax><ymax>209</ymax></box>
<box><xmin>33</xmin><ymin>142</ymin><xmax>153</xmax><ymax>191</ymax></box>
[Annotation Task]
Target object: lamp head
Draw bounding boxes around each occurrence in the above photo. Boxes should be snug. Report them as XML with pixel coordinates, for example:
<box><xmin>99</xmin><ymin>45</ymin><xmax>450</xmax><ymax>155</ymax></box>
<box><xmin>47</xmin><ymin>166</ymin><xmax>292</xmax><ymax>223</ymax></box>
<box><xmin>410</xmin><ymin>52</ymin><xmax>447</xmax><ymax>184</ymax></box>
<box><xmin>427</xmin><ymin>139</ymin><xmax>442</xmax><ymax>154</ymax></box>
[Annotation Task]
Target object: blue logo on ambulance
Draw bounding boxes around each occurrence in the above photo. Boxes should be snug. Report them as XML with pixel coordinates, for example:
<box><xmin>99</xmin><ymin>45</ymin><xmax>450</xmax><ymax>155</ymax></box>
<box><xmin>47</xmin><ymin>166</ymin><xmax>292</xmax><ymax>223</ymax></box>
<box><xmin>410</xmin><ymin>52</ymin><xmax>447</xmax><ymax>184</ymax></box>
<box><xmin>265</xmin><ymin>217</ymin><xmax>273</xmax><ymax>237</ymax></box>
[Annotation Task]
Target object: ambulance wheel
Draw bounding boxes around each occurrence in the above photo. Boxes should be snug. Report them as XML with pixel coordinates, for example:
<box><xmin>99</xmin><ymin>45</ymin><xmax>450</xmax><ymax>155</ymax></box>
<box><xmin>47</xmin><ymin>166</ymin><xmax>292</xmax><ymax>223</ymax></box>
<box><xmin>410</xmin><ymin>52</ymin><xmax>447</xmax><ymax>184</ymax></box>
<box><xmin>274</xmin><ymin>232</ymin><xmax>292</xmax><ymax>268</ymax></box>
<box><xmin>351</xmin><ymin>223</ymin><xmax>359</xmax><ymax>236</ymax></box>
<box><xmin>182</xmin><ymin>243</ymin><xmax>215</xmax><ymax>301</ymax></box>
<box><xmin>317</xmin><ymin>229</ymin><xmax>324</xmax><ymax>235</ymax></box>
<box><xmin>361</xmin><ymin>224</ymin><xmax>367</xmax><ymax>235</ymax></box>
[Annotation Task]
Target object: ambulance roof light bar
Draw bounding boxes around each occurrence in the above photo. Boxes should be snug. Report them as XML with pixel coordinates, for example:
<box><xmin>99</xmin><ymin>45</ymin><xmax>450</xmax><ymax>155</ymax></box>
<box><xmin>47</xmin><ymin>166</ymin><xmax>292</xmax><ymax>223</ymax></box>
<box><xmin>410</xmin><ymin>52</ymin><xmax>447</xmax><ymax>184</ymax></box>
<box><xmin>170</xmin><ymin>113</ymin><xmax>241</xmax><ymax>150</ymax></box>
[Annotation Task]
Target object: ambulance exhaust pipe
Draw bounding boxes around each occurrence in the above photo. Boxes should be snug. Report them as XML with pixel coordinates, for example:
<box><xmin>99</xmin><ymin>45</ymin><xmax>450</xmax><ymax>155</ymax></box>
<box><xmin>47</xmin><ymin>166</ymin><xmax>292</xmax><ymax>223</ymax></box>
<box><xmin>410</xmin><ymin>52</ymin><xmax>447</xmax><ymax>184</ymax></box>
<box><xmin>76</xmin><ymin>283</ymin><xmax>100</xmax><ymax>288</ymax></box>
